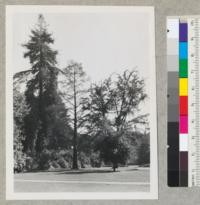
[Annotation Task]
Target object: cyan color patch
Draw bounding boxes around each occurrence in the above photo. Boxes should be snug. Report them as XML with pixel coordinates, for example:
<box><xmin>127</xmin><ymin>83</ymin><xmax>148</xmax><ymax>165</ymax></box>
<box><xmin>179</xmin><ymin>42</ymin><xmax>188</xmax><ymax>59</ymax></box>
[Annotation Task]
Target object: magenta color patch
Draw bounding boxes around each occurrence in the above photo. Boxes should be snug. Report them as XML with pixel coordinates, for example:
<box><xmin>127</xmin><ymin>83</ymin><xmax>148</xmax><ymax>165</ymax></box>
<box><xmin>180</xmin><ymin>115</ymin><xmax>188</xmax><ymax>133</ymax></box>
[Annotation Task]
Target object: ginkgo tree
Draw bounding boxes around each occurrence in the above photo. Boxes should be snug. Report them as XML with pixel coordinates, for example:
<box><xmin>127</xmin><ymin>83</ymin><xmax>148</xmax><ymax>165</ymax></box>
<box><xmin>82</xmin><ymin>69</ymin><xmax>148</xmax><ymax>171</ymax></box>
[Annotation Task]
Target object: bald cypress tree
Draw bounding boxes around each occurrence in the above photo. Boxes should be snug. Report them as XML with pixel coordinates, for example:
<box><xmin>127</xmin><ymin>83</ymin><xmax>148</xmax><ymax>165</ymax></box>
<box><xmin>62</xmin><ymin>61</ymin><xmax>88</xmax><ymax>169</ymax></box>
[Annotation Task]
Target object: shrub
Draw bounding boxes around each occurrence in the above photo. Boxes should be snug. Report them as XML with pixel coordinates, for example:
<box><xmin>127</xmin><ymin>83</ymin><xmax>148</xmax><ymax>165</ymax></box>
<box><xmin>78</xmin><ymin>152</ymin><xmax>91</xmax><ymax>168</ymax></box>
<box><xmin>90</xmin><ymin>152</ymin><xmax>101</xmax><ymax>167</ymax></box>
<box><xmin>57</xmin><ymin>157</ymin><xmax>69</xmax><ymax>168</ymax></box>
<box><xmin>51</xmin><ymin>161</ymin><xmax>60</xmax><ymax>169</ymax></box>
<box><xmin>25</xmin><ymin>156</ymin><xmax>34</xmax><ymax>171</ymax></box>
<box><xmin>38</xmin><ymin>149</ymin><xmax>51</xmax><ymax>170</ymax></box>
<box><xmin>14</xmin><ymin>157</ymin><xmax>26</xmax><ymax>173</ymax></box>
<box><xmin>51</xmin><ymin>150</ymin><xmax>60</xmax><ymax>161</ymax></box>
<box><xmin>63</xmin><ymin>150</ymin><xmax>73</xmax><ymax>163</ymax></box>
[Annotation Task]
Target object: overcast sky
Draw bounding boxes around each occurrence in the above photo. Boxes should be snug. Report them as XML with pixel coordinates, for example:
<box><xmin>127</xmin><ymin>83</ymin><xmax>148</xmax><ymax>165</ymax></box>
<box><xmin>11</xmin><ymin>8</ymin><xmax>153</xmax><ymax>84</ymax></box>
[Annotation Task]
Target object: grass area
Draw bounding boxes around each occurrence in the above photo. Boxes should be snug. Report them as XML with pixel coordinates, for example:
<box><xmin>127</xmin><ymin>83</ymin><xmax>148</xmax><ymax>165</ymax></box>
<box><xmin>14</xmin><ymin>166</ymin><xmax>150</xmax><ymax>192</ymax></box>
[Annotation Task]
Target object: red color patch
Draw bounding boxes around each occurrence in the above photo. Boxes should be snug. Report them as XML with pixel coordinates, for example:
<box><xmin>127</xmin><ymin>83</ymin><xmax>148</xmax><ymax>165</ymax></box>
<box><xmin>180</xmin><ymin>96</ymin><xmax>188</xmax><ymax>115</ymax></box>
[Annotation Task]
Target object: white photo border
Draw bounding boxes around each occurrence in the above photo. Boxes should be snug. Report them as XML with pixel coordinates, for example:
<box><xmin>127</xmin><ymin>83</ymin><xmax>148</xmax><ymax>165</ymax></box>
<box><xmin>6</xmin><ymin>5</ymin><xmax>158</xmax><ymax>200</ymax></box>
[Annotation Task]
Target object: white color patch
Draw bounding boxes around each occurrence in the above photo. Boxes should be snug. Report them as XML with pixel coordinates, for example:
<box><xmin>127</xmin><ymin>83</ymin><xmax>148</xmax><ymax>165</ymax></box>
<box><xmin>179</xmin><ymin>134</ymin><xmax>188</xmax><ymax>151</ymax></box>
<box><xmin>167</xmin><ymin>19</ymin><xmax>179</xmax><ymax>39</ymax></box>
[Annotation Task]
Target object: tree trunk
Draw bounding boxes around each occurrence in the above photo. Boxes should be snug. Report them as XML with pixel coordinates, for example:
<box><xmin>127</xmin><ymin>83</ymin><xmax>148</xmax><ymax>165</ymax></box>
<box><xmin>72</xmin><ymin>114</ymin><xmax>78</xmax><ymax>169</ymax></box>
<box><xmin>113</xmin><ymin>163</ymin><xmax>118</xmax><ymax>172</ymax></box>
<box><xmin>72</xmin><ymin>70</ymin><xmax>78</xmax><ymax>169</ymax></box>
<box><xmin>36</xmin><ymin>44</ymin><xmax>46</xmax><ymax>154</ymax></box>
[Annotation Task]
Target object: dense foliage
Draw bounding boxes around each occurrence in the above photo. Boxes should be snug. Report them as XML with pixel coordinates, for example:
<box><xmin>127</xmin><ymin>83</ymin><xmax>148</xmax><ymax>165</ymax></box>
<box><xmin>81</xmin><ymin>71</ymin><xmax>147</xmax><ymax>170</ymax></box>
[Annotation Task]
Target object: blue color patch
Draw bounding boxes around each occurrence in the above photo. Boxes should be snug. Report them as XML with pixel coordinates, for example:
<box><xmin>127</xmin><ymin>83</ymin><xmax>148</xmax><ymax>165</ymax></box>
<box><xmin>179</xmin><ymin>42</ymin><xmax>188</xmax><ymax>59</ymax></box>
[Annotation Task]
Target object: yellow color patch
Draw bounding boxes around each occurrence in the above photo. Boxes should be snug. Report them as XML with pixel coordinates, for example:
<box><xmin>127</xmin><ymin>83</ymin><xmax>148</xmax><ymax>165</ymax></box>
<box><xmin>179</xmin><ymin>78</ymin><xmax>188</xmax><ymax>96</ymax></box>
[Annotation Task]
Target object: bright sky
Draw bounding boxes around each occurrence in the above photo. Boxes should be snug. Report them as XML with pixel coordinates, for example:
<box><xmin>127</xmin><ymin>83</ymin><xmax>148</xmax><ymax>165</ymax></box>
<box><xmin>11</xmin><ymin>8</ymin><xmax>153</xmax><ymax>84</ymax></box>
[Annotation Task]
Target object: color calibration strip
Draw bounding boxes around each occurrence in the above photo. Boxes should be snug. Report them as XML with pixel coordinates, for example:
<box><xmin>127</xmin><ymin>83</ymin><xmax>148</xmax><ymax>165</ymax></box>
<box><xmin>179</xmin><ymin>20</ymin><xmax>188</xmax><ymax>187</ymax></box>
<box><xmin>168</xmin><ymin>17</ymin><xmax>200</xmax><ymax>187</ymax></box>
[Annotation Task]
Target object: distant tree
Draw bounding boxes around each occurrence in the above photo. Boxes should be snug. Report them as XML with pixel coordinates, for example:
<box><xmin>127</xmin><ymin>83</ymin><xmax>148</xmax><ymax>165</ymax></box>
<box><xmin>21</xmin><ymin>14</ymin><xmax>70</xmax><ymax>163</ymax></box>
<box><xmin>61</xmin><ymin>61</ymin><xmax>88</xmax><ymax>169</ymax></box>
<box><xmin>137</xmin><ymin>132</ymin><xmax>150</xmax><ymax>165</ymax></box>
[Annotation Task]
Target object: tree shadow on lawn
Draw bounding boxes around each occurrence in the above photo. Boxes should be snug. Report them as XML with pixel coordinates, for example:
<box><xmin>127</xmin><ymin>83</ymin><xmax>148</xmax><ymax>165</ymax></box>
<box><xmin>15</xmin><ymin>166</ymin><xmax>139</xmax><ymax>174</ymax></box>
<box><xmin>57</xmin><ymin>169</ymin><xmax>116</xmax><ymax>175</ymax></box>
<box><xmin>125</xmin><ymin>168</ymin><xmax>139</xmax><ymax>172</ymax></box>
<box><xmin>56</xmin><ymin>167</ymin><xmax>138</xmax><ymax>175</ymax></box>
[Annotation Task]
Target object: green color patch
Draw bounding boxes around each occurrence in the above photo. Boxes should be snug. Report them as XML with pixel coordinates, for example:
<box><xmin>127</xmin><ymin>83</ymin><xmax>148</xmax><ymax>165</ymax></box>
<box><xmin>179</xmin><ymin>59</ymin><xmax>188</xmax><ymax>78</ymax></box>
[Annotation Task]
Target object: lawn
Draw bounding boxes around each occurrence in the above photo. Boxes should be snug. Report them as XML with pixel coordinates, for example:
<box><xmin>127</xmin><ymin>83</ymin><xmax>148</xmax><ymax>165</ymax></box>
<box><xmin>14</xmin><ymin>166</ymin><xmax>150</xmax><ymax>192</ymax></box>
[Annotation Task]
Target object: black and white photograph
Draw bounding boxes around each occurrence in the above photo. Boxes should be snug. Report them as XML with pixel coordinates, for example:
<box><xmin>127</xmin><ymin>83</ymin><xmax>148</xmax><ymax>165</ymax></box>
<box><xmin>6</xmin><ymin>5</ymin><xmax>158</xmax><ymax>200</ymax></box>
